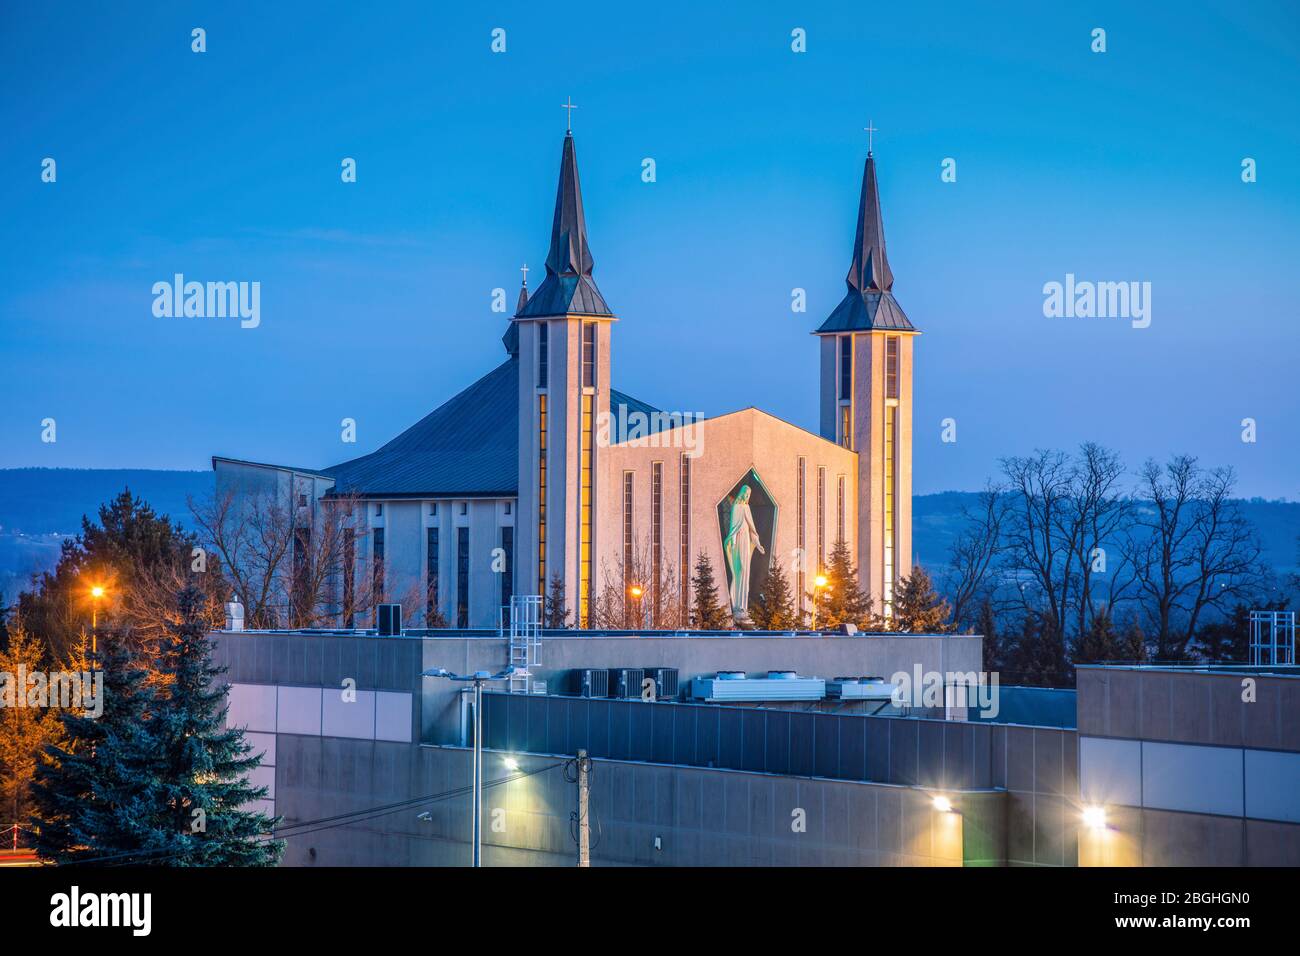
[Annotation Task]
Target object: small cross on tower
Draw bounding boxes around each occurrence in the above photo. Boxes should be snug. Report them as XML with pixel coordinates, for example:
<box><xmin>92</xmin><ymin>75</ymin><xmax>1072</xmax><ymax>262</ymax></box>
<box><xmin>520</xmin><ymin>262</ymin><xmax>530</xmax><ymax>288</ymax></box>
<box><xmin>864</xmin><ymin>120</ymin><xmax>878</xmax><ymax>156</ymax></box>
<box><xmin>562</xmin><ymin>96</ymin><xmax>577</xmax><ymax>133</ymax></box>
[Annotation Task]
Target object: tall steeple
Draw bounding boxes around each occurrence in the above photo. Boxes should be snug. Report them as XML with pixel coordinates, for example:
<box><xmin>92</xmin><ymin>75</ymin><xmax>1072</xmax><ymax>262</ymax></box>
<box><xmin>516</xmin><ymin>133</ymin><xmax>613</xmax><ymax>319</ymax></box>
<box><xmin>815</xmin><ymin>151</ymin><xmax>914</xmax><ymax>333</ymax></box>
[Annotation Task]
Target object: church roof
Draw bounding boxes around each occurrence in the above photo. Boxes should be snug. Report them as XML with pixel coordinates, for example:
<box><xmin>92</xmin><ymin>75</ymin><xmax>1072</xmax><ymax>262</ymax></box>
<box><xmin>323</xmin><ymin>358</ymin><xmax>660</xmax><ymax>498</ymax></box>
<box><xmin>815</xmin><ymin>152</ymin><xmax>916</xmax><ymax>334</ymax></box>
<box><xmin>515</xmin><ymin>134</ymin><xmax>614</xmax><ymax>319</ymax></box>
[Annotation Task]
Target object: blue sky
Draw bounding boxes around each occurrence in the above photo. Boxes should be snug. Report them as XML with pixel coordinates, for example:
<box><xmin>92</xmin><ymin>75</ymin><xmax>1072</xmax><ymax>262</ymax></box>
<box><xmin>2</xmin><ymin>1</ymin><xmax>1298</xmax><ymax>498</ymax></box>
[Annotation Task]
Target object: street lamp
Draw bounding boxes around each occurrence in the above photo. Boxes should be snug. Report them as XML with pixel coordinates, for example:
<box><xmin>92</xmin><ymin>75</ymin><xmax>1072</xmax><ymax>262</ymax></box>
<box><xmin>628</xmin><ymin>584</ymin><xmax>648</xmax><ymax>628</ymax></box>
<box><xmin>811</xmin><ymin>575</ymin><xmax>831</xmax><ymax>631</ymax></box>
<box><xmin>88</xmin><ymin>584</ymin><xmax>107</xmax><ymax>654</ymax></box>
<box><xmin>422</xmin><ymin>664</ymin><xmax>521</xmax><ymax>867</ymax></box>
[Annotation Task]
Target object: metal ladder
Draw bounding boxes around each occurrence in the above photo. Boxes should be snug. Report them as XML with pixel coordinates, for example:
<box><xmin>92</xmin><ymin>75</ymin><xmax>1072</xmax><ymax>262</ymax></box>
<box><xmin>504</xmin><ymin>594</ymin><xmax>543</xmax><ymax>693</ymax></box>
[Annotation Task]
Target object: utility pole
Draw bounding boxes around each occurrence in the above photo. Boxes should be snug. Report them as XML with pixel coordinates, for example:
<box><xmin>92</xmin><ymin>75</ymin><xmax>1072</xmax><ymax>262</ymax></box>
<box><xmin>576</xmin><ymin>749</ymin><xmax>590</xmax><ymax>868</ymax></box>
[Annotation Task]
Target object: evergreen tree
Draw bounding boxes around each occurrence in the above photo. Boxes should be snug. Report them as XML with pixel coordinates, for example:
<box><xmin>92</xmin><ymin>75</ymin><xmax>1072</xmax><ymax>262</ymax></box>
<box><xmin>749</xmin><ymin>559</ymin><xmax>797</xmax><ymax>630</ymax></box>
<box><xmin>976</xmin><ymin>599</ymin><xmax>1003</xmax><ymax>672</ymax></box>
<box><xmin>1195</xmin><ymin>604</ymin><xmax>1250</xmax><ymax>662</ymax></box>
<box><xmin>1005</xmin><ymin>612</ymin><xmax>1071</xmax><ymax>688</ymax></box>
<box><xmin>543</xmin><ymin>574</ymin><xmax>570</xmax><ymax>629</ymax></box>
<box><xmin>0</xmin><ymin>625</ymin><xmax>62</xmax><ymax>839</ymax></box>
<box><xmin>817</xmin><ymin>539</ymin><xmax>875</xmax><ymax>630</ymax></box>
<box><xmin>150</xmin><ymin>585</ymin><xmax>282</xmax><ymax>866</ymax></box>
<box><xmin>892</xmin><ymin>565</ymin><xmax>952</xmax><ymax>633</ymax></box>
<box><xmin>690</xmin><ymin>552</ymin><xmax>730</xmax><ymax>630</ymax></box>
<box><xmin>30</xmin><ymin>628</ymin><xmax>164</xmax><ymax>865</ymax></box>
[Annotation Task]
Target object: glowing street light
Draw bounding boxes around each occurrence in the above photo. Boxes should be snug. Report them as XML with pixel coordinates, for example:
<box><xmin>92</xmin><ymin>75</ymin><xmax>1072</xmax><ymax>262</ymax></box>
<box><xmin>1082</xmin><ymin>805</ymin><xmax>1108</xmax><ymax>830</ymax></box>
<box><xmin>811</xmin><ymin>575</ymin><xmax>832</xmax><ymax>630</ymax></box>
<box><xmin>88</xmin><ymin>584</ymin><xmax>108</xmax><ymax>653</ymax></box>
<box><xmin>422</xmin><ymin>664</ymin><xmax>521</xmax><ymax>867</ymax></box>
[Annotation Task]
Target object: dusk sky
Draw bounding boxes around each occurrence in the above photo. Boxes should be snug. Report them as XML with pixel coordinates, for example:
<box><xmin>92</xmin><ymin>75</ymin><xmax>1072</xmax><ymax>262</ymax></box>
<box><xmin>3</xmin><ymin>1</ymin><xmax>1297</xmax><ymax>498</ymax></box>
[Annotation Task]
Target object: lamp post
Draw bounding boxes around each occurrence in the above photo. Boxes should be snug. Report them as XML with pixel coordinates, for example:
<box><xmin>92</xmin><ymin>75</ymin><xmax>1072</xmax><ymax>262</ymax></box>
<box><xmin>89</xmin><ymin>585</ymin><xmax>106</xmax><ymax>655</ymax></box>
<box><xmin>811</xmin><ymin>575</ymin><xmax>831</xmax><ymax>631</ymax></box>
<box><xmin>422</xmin><ymin>664</ymin><xmax>520</xmax><ymax>867</ymax></box>
<box><xmin>628</xmin><ymin>584</ymin><xmax>647</xmax><ymax>629</ymax></box>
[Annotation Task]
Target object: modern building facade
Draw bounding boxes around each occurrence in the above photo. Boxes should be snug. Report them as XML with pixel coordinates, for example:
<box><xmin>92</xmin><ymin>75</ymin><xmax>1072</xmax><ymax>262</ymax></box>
<box><xmin>213</xmin><ymin>127</ymin><xmax>916</xmax><ymax>628</ymax></box>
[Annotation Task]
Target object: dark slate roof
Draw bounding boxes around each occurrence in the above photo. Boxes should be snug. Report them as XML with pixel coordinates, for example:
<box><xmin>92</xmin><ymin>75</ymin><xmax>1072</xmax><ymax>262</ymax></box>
<box><xmin>501</xmin><ymin>281</ymin><xmax>528</xmax><ymax>355</ymax></box>
<box><xmin>324</xmin><ymin>359</ymin><xmax>520</xmax><ymax>498</ymax></box>
<box><xmin>516</xmin><ymin>134</ymin><xmax>614</xmax><ymax>319</ymax></box>
<box><xmin>815</xmin><ymin>152</ymin><xmax>917</xmax><ymax>334</ymax></box>
<box><xmin>322</xmin><ymin>357</ymin><xmax>662</xmax><ymax>497</ymax></box>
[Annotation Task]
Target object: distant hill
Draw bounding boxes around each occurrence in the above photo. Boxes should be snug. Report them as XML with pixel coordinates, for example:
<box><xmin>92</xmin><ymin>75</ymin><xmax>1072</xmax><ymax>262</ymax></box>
<box><xmin>0</xmin><ymin>469</ymin><xmax>1295</xmax><ymax>607</ymax></box>
<box><xmin>0</xmin><ymin>468</ymin><xmax>212</xmax><ymax>536</ymax></box>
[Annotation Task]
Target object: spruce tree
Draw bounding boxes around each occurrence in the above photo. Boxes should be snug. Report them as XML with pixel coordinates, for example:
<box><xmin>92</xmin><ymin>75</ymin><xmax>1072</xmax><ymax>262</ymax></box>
<box><xmin>543</xmin><ymin>574</ymin><xmax>570</xmax><ymax>629</ymax></box>
<box><xmin>749</xmin><ymin>559</ymin><xmax>796</xmax><ymax>630</ymax></box>
<box><xmin>150</xmin><ymin>585</ymin><xmax>282</xmax><ymax>866</ymax></box>
<box><xmin>818</xmin><ymin>539</ymin><xmax>875</xmax><ymax>630</ymax></box>
<box><xmin>30</xmin><ymin>627</ymin><xmax>164</xmax><ymax>865</ymax></box>
<box><xmin>690</xmin><ymin>552</ymin><xmax>730</xmax><ymax>630</ymax></box>
<box><xmin>893</xmin><ymin>565</ymin><xmax>952</xmax><ymax>633</ymax></box>
<box><xmin>0</xmin><ymin>625</ymin><xmax>62</xmax><ymax>839</ymax></box>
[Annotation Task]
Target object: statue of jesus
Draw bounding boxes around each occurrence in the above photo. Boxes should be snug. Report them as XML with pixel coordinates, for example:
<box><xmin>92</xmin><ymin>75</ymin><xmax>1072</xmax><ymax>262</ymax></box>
<box><xmin>723</xmin><ymin>484</ymin><xmax>765</xmax><ymax>619</ymax></box>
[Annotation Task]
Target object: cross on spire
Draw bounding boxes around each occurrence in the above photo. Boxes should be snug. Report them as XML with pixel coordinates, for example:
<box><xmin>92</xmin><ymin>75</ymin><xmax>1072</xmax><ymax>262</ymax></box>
<box><xmin>864</xmin><ymin>120</ymin><xmax>878</xmax><ymax>156</ymax></box>
<box><xmin>520</xmin><ymin>262</ymin><xmax>529</xmax><ymax>287</ymax></box>
<box><xmin>562</xmin><ymin>96</ymin><xmax>577</xmax><ymax>133</ymax></box>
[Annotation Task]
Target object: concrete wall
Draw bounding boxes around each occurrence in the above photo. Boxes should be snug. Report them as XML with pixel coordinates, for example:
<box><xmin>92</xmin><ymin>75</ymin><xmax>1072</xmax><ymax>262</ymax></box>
<box><xmin>1076</xmin><ymin>665</ymin><xmax>1300</xmax><ymax>866</ymax></box>
<box><xmin>272</xmin><ymin>738</ymin><xmax>997</xmax><ymax>867</ymax></box>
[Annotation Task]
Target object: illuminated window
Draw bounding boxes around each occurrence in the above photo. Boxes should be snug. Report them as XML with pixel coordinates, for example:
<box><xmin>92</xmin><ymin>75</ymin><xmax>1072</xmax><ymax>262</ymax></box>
<box><xmin>537</xmin><ymin>394</ymin><xmax>547</xmax><ymax>594</ymax></box>
<box><xmin>579</xmin><ymin>393</ymin><xmax>595</xmax><ymax>625</ymax></box>
<box><xmin>840</xmin><ymin>405</ymin><xmax>852</xmax><ymax>451</ymax></box>
<box><xmin>883</xmin><ymin>404</ymin><xmax>896</xmax><ymax>618</ymax></box>
<box><xmin>623</xmin><ymin>471</ymin><xmax>634</xmax><ymax>590</ymax></box>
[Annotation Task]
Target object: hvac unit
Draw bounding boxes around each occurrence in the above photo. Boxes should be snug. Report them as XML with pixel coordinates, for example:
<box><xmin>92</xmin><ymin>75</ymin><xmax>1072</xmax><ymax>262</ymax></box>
<box><xmin>607</xmin><ymin>667</ymin><xmax>646</xmax><ymax>700</ymax></box>
<box><xmin>826</xmin><ymin>677</ymin><xmax>899</xmax><ymax>701</ymax></box>
<box><xmin>642</xmin><ymin>667</ymin><xmax>680</xmax><ymax>701</ymax></box>
<box><xmin>571</xmin><ymin>668</ymin><xmax>609</xmax><ymax>699</ymax></box>
<box><xmin>690</xmin><ymin>672</ymin><xmax>826</xmax><ymax>702</ymax></box>
<box><xmin>376</xmin><ymin>603</ymin><xmax>402</xmax><ymax>636</ymax></box>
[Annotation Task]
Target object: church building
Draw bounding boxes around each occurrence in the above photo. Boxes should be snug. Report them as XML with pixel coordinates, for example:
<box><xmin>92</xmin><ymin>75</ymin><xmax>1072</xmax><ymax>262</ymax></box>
<box><xmin>213</xmin><ymin>126</ymin><xmax>916</xmax><ymax>630</ymax></box>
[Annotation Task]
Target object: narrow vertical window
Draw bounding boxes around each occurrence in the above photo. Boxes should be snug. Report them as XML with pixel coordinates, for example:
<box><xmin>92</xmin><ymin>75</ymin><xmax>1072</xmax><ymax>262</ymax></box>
<box><xmin>883</xmin><ymin>404</ymin><xmax>897</xmax><ymax>619</ymax></box>
<box><xmin>537</xmin><ymin>393</ymin><xmax>547</xmax><ymax>595</ymax></box>
<box><xmin>372</xmin><ymin>527</ymin><xmax>385</xmax><ymax>604</ymax></box>
<box><xmin>797</xmin><ymin>457</ymin><xmax>806</xmax><ymax>619</ymax></box>
<box><xmin>817</xmin><ymin>466</ymin><xmax>826</xmax><ymax>572</ymax></box>
<box><xmin>623</xmin><ymin>471</ymin><xmax>634</xmax><ymax>590</ymax></box>
<box><xmin>538</xmin><ymin>322</ymin><xmax>549</xmax><ymax>389</ymax></box>
<box><xmin>582</xmin><ymin>322</ymin><xmax>597</xmax><ymax>388</ymax></box>
<box><xmin>578</xmin><ymin>393</ymin><xmax>595</xmax><ymax>625</ymax></box>
<box><xmin>651</xmin><ymin>461</ymin><xmax>663</xmax><ymax>621</ymax></box>
<box><xmin>343</xmin><ymin>527</ymin><xmax>356</xmax><ymax>628</ymax></box>
<box><xmin>840</xmin><ymin>405</ymin><xmax>852</xmax><ymax>451</ymax></box>
<box><xmin>457</xmin><ymin>526</ymin><xmax>470</xmax><ymax>628</ymax></box>
<box><xmin>679</xmin><ymin>453</ymin><xmax>691</xmax><ymax>621</ymax></box>
<box><xmin>886</xmin><ymin>335</ymin><xmax>899</xmax><ymax>400</ymax></box>
<box><xmin>426</xmin><ymin>526</ymin><xmax>440</xmax><ymax>624</ymax></box>
<box><xmin>839</xmin><ymin>335</ymin><xmax>852</xmax><ymax>400</ymax></box>
<box><xmin>836</xmin><ymin>475</ymin><xmax>846</xmax><ymax>544</ymax></box>
<box><xmin>500</xmin><ymin>526</ymin><xmax>514</xmax><ymax>621</ymax></box>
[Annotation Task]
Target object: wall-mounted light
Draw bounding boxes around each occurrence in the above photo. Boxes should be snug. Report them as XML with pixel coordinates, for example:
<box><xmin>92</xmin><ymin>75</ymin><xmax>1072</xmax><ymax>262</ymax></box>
<box><xmin>932</xmin><ymin>795</ymin><xmax>953</xmax><ymax>813</ymax></box>
<box><xmin>503</xmin><ymin>757</ymin><xmax>520</xmax><ymax>771</ymax></box>
<box><xmin>1082</xmin><ymin>805</ymin><xmax>1107</xmax><ymax>830</ymax></box>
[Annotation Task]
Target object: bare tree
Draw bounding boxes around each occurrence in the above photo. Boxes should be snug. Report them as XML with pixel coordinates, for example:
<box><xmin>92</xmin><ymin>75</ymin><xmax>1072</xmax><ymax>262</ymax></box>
<box><xmin>1124</xmin><ymin>457</ymin><xmax>1264</xmax><ymax>658</ymax></box>
<box><xmin>942</xmin><ymin>483</ymin><xmax>1008</xmax><ymax>630</ymax></box>
<box><xmin>590</xmin><ymin>534</ymin><xmax>685</xmax><ymax>630</ymax></box>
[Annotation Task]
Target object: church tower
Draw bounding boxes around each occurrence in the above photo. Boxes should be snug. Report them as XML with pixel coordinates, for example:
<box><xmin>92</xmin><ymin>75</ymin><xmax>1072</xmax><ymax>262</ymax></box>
<box><xmin>514</xmin><ymin>128</ymin><xmax>616</xmax><ymax>627</ymax></box>
<box><xmin>814</xmin><ymin>148</ymin><xmax>916</xmax><ymax>620</ymax></box>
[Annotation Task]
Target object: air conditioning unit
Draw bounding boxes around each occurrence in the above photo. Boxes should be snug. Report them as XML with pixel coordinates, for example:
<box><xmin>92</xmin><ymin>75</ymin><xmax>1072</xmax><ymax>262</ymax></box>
<box><xmin>376</xmin><ymin>603</ymin><xmax>402</xmax><ymax>636</ymax></box>
<box><xmin>224</xmin><ymin>602</ymin><xmax>245</xmax><ymax>632</ymax></box>
<box><xmin>826</xmin><ymin>676</ymin><xmax>899</xmax><ymax>700</ymax></box>
<box><xmin>691</xmin><ymin>672</ymin><xmax>826</xmax><ymax>702</ymax></box>
<box><xmin>642</xmin><ymin>667</ymin><xmax>679</xmax><ymax>701</ymax></box>
<box><xmin>571</xmin><ymin>668</ymin><xmax>609</xmax><ymax>699</ymax></box>
<box><xmin>607</xmin><ymin>667</ymin><xmax>646</xmax><ymax>700</ymax></box>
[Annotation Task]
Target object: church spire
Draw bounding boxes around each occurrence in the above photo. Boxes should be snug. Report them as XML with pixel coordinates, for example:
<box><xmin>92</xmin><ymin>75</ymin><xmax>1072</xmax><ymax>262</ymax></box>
<box><xmin>815</xmin><ymin>148</ymin><xmax>914</xmax><ymax>334</ymax></box>
<box><xmin>846</xmin><ymin>153</ymin><xmax>894</xmax><ymax>294</ymax></box>
<box><xmin>516</xmin><ymin>131</ymin><xmax>613</xmax><ymax>318</ymax></box>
